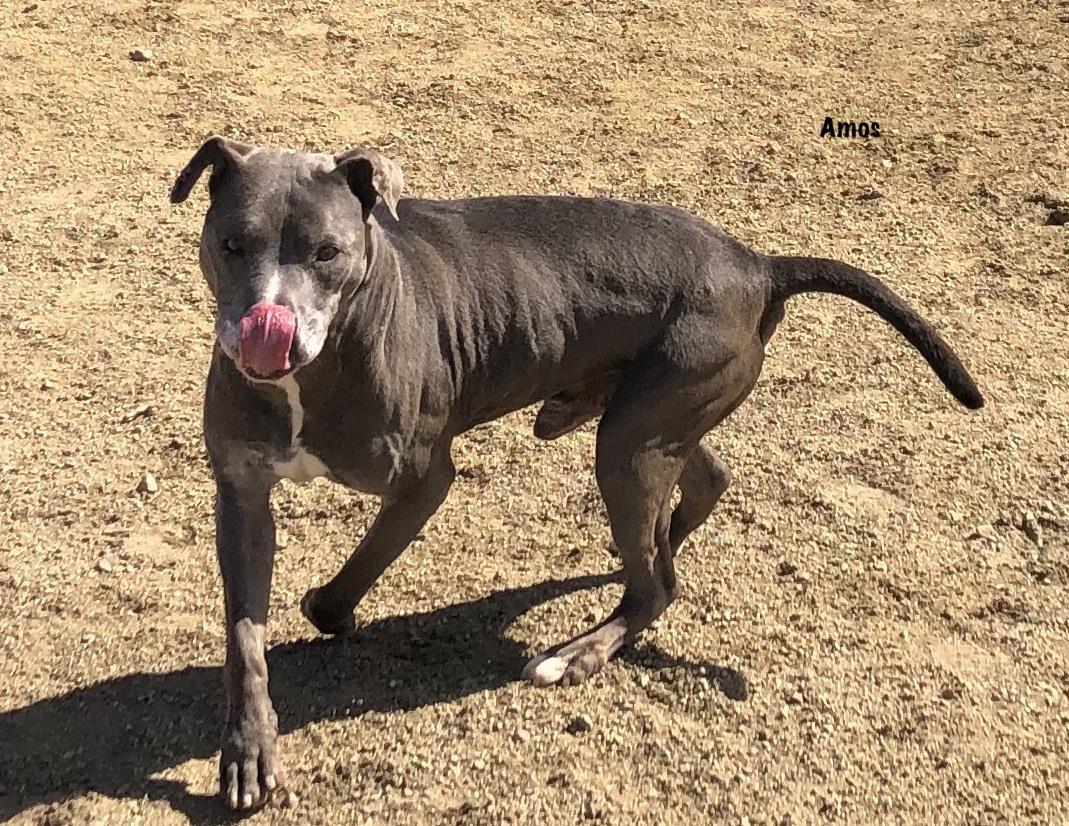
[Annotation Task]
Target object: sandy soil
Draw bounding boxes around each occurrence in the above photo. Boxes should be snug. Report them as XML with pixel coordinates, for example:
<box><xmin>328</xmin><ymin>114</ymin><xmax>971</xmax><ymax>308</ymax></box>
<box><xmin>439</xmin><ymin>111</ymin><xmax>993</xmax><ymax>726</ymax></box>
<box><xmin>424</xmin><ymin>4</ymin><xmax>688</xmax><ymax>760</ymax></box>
<box><xmin>1</xmin><ymin>0</ymin><xmax>1067</xmax><ymax>823</ymax></box>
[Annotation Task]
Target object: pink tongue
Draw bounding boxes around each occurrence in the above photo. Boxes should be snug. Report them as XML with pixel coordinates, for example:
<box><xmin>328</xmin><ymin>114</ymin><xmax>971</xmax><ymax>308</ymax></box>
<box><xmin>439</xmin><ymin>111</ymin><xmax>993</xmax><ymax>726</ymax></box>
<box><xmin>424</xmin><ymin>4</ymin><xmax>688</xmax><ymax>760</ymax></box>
<box><xmin>238</xmin><ymin>304</ymin><xmax>296</xmax><ymax>377</ymax></box>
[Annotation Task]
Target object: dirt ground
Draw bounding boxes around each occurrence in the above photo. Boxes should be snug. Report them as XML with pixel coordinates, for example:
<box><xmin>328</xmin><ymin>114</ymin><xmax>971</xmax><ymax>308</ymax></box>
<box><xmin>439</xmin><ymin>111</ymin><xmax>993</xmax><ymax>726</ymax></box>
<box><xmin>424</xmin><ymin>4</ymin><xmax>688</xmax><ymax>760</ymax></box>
<box><xmin>1</xmin><ymin>0</ymin><xmax>1067</xmax><ymax>823</ymax></box>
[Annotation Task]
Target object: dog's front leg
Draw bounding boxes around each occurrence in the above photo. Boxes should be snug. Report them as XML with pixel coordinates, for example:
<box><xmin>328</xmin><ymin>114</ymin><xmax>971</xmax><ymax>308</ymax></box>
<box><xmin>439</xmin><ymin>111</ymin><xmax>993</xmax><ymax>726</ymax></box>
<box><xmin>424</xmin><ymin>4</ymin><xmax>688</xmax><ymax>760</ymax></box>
<box><xmin>215</xmin><ymin>475</ymin><xmax>280</xmax><ymax>810</ymax></box>
<box><xmin>300</xmin><ymin>453</ymin><xmax>455</xmax><ymax>635</ymax></box>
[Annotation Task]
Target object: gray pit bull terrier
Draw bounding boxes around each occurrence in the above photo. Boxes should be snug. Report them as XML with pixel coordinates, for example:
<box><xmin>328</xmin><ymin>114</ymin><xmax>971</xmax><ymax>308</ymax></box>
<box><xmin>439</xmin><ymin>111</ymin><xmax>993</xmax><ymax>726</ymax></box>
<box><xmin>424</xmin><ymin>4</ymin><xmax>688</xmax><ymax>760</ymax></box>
<box><xmin>170</xmin><ymin>136</ymin><xmax>983</xmax><ymax>809</ymax></box>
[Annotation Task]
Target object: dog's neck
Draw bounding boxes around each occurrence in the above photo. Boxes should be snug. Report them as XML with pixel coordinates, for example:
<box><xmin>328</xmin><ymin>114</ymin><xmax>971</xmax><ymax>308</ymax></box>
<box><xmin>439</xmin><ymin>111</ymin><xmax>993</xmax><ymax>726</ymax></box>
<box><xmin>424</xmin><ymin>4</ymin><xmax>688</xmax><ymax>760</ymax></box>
<box><xmin>294</xmin><ymin>221</ymin><xmax>416</xmax><ymax>413</ymax></box>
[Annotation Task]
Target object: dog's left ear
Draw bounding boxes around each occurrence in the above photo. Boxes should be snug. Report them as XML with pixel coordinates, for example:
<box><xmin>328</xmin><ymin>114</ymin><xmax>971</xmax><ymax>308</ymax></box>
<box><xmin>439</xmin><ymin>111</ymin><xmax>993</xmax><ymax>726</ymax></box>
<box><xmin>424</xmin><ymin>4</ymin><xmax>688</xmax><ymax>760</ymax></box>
<box><xmin>333</xmin><ymin>148</ymin><xmax>403</xmax><ymax>221</ymax></box>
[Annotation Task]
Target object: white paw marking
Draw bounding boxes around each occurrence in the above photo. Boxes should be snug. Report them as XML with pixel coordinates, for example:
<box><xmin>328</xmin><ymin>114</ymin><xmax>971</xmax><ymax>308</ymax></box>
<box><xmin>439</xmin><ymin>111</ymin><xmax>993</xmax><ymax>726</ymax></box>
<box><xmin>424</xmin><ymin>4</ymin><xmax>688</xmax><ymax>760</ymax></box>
<box><xmin>527</xmin><ymin>655</ymin><xmax>569</xmax><ymax>686</ymax></box>
<box><xmin>271</xmin><ymin>375</ymin><xmax>330</xmax><ymax>482</ymax></box>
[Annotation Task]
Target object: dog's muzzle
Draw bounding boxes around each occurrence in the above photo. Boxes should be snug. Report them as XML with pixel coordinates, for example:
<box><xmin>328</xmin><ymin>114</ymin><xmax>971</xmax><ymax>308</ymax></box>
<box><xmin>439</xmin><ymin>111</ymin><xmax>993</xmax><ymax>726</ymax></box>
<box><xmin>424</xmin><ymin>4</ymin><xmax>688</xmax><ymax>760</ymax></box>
<box><xmin>238</xmin><ymin>303</ymin><xmax>297</xmax><ymax>379</ymax></box>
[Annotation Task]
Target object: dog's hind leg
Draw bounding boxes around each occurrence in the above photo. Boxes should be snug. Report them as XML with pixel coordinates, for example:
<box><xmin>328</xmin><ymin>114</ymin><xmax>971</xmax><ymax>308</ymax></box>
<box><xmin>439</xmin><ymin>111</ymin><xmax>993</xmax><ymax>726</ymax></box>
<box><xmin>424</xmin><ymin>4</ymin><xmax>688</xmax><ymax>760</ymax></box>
<box><xmin>524</xmin><ymin>431</ymin><xmax>684</xmax><ymax>687</ymax></box>
<box><xmin>524</xmin><ymin>340</ymin><xmax>760</xmax><ymax>688</ymax></box>
<box><xmin>645</xmin><ymin>443</ymin><xmax>730</xmax><ymax>600</ymax></box>
<box><xmin>669</xmin><ymin>442</ymin><xmax>731</xmax><ymax>554</ymax></box>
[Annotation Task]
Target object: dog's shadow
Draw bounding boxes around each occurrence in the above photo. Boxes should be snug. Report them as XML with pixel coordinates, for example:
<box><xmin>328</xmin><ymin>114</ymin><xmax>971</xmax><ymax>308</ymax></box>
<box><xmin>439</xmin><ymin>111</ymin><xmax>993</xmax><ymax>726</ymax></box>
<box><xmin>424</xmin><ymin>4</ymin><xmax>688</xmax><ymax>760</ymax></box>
<box><xmin>0</xmin><ymin>573</ymin><xmax>748</xmax><ymax>823</ymax></box>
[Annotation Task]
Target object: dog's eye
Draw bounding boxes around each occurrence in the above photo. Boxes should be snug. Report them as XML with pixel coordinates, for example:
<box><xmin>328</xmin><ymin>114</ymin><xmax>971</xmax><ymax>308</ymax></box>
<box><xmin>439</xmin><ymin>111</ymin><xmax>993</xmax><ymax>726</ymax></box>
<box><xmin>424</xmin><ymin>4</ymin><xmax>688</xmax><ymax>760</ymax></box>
<box><xmin>222</xmin><ymin>238</ymin><xmax>244</xmax><ymax>256</ymax></box>
<box><xmin>315</xmin><ymin>244</ymin><xmax>340</xmax><ymax>263</ymax></box>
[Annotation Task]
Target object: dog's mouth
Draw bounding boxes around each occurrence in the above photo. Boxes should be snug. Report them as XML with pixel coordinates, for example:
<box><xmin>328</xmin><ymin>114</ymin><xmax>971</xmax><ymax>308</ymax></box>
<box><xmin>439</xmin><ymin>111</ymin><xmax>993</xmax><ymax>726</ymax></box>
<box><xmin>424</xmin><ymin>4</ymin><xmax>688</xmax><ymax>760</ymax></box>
<box><xmin>238</xmin><ymin>303</ymin><xmax>298</xmax><ymax>381</ymax></box>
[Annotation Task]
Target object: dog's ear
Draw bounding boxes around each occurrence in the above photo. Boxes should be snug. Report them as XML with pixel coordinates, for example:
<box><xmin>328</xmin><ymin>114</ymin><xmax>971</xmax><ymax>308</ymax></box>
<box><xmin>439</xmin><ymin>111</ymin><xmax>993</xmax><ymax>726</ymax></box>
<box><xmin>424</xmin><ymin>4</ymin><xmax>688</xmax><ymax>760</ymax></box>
<box><xmin>333</xmin><ymin>148</ymin><xmax>403</xmax><ymax>221</ymax></box>
<box><xmin>170</xmin><ymin>136</ymin><xmax>254</xmax><ymax>204</ymax></box>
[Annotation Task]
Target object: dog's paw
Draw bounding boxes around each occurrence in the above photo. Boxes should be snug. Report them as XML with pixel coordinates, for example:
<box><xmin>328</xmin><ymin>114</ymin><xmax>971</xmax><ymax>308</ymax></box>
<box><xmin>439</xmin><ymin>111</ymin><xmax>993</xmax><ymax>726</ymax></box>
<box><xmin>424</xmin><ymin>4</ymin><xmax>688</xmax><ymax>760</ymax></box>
<box><xmin>220</xmin><ymin>705</ymin><xmax>280</xmax><ymax>810</ymax></box>
<box><xmin>523</xmin><ymin>640</ymin><xmax>612</xmax><ymax>688</ymax></box>
<box><xmin>524</xmin><ymin>654</ymin><xmax>570</xmax><ymax>686</ymax></box>
<box><xmin>299</xmin><ymin>587</ymin><xmax>357</xmax><ymax>636</ymax></box>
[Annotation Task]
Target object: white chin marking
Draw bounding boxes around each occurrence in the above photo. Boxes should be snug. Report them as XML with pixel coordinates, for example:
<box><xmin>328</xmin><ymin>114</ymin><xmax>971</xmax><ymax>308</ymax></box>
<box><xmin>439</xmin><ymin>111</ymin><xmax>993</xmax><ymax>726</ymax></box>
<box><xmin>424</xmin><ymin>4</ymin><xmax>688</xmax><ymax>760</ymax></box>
<box><xmin>526</xmin><ymin>655</ymin><xmax>568</xmax><ymax>686</ymax></box>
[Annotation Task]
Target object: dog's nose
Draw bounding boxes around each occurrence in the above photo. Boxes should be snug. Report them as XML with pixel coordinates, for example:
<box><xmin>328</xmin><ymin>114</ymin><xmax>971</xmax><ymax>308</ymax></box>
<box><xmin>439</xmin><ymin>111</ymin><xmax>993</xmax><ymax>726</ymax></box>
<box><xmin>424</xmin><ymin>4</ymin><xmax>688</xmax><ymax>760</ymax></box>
<box><xmin>238</xmin><ymin>303</ymin><xmax>296</xmax><ymax>377</ymax></box>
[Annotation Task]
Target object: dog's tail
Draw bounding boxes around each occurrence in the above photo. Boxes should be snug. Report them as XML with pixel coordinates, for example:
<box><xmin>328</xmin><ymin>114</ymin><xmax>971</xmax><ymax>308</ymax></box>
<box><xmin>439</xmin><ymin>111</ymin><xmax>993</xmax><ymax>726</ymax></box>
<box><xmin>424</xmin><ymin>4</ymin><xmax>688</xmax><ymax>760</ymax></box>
<box><xmin>768</xmin><ymin>255</ymin><xmax>984</xmax><ymax>410</ymax></box>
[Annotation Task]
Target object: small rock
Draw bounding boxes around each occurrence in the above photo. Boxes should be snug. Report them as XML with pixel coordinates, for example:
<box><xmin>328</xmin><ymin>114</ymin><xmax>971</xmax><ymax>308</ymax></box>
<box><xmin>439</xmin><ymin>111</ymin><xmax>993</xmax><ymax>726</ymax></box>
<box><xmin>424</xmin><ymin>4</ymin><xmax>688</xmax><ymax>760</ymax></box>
<box><xmin>129</xmin><ymin>48</ymin><xmax>154</xmax><ymax>62</ymax></box>
<box><xmin>1045</xmin><ymin>208</ymin><xmax>1069</xmax><ymax>226</ymax></box>
<box><xmin>1026</xmin><ymin>190</ymin><xmax>1068</xmax><ymax>209</ymax></box>
<box><xmin>137</xmin><ymin>472</ymin><xmax>159</xmax><ymax>494</ymax></box>
<box><xmin>966</xmin><ymin>525</ymin><xmax>997</xmax><ymax>542</ymax></box>
<box><xmin>857</xmin><ymin>189</ymin><xmax>886</xmax><ymax>201</ymax></box>
<box><xmin>96</xmin><ymin>557</ymin><xmax>114</xmax><ymax>573</ymax></box>
<box><xmin>881</xmin><ymin>159</ymin><xmax>893</xmax><ymax>168</ymax></box>
<box><xmin>121</xmin><ymin>403</ymin><xmax>155</xmax><ymax>423</ymax></box>
<box><xmin>1021</xmin><ymin>512</ymin><xmax>1043</xmax><ymax>548</ymax></box>
<box><xmin>995</xmin><ymin>509</ymin><xmax>1017</xmax><ymax>527</ymax></box>
<box><xmin>40</xmin><ymin>378</ymin><xmax>55</xmax><ymax>390</ymax></box>
<box><xmin>566</xmin><ymin>714</ymin><xmax>592</xmax><ymax>735</ymax></box>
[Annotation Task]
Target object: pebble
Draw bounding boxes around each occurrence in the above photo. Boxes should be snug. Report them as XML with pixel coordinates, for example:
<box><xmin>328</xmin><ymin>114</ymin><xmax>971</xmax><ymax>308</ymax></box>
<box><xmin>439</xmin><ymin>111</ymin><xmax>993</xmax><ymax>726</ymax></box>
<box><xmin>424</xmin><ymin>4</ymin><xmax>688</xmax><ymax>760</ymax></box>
<box><xmin>96</xmin><ymin>557</ymin><xmax>114</xmax><ymax>573</ymax></box>
<box><xmin>566</xmin><ymin>714</ymin><xmax>592</xmax><ymax>734</ymax></box>
<box><xmin>1021</xmin><ymin>511</ymin><xmax>1043</xmax><ymax>548</ymax></box>
<box><xmin>1045</xmin><ymin>208</ymin><xmax>1069</xmax><ymax>226</ymax></box>
<box><xmin>137</xmin><ymin>472</ymin><xmax>159</xmax><ymax>494</ymax></box>
<box><xmin>121</xmin><ymin>403</ymin><xmax>155</xmax><ymax>423</ymax></box>
<box><xmin>129</xmin><ymin>48</ymin><xmax>154</xmax><ymax>62</ymax></box>
<box><xmin>966</xmin><ymin>524</ymin><xmax>997</xmax><ymax>542</ymax></box>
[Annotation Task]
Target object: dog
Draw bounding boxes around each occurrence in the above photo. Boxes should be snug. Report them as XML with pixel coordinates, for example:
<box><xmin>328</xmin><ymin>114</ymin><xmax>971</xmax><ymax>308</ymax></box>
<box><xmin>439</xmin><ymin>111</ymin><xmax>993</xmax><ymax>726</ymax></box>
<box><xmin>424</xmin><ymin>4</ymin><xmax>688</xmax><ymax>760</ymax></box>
<box><xmin>170</xmin><ymin>136</ymin><xmax>983</xmax><ymax>809</ymax></box>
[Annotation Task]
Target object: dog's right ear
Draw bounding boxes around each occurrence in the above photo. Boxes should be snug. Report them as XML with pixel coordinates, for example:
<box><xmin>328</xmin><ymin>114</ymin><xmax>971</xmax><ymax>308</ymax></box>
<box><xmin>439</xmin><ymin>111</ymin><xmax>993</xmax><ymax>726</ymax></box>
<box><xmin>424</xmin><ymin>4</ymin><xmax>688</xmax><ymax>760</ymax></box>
<box><xmin>169</xmin><ymin>136</ymin><xmax>254</xmax><ymax>204</ymax></box>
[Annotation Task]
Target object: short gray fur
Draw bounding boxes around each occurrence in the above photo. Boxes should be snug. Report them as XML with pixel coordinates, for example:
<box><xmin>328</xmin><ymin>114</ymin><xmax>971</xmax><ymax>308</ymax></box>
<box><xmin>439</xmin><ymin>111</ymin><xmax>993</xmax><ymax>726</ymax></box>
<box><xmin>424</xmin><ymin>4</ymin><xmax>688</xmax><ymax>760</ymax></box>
<box><xmin>170</xmin><ymin>137</ymin><xmax>982</xmax><ymax>810</ymax></box>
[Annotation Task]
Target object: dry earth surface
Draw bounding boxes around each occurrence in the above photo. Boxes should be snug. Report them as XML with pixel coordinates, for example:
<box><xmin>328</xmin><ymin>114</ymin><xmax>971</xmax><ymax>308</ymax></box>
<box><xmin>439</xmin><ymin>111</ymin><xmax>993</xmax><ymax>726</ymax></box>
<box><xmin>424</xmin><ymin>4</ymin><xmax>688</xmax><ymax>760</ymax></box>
<box><xmin>1</xmin><ymin>0</ymin><xmax>1067</xmax><ymax>824</ymax></box>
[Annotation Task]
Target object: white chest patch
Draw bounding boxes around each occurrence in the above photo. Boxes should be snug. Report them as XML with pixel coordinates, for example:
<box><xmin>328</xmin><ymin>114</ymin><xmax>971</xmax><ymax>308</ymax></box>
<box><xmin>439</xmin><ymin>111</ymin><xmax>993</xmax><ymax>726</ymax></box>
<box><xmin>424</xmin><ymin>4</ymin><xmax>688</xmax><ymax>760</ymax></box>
<box><xmin>271</xmin><ymin>376</ymin><xmax>330</xmax><ymax>482</ymax></box>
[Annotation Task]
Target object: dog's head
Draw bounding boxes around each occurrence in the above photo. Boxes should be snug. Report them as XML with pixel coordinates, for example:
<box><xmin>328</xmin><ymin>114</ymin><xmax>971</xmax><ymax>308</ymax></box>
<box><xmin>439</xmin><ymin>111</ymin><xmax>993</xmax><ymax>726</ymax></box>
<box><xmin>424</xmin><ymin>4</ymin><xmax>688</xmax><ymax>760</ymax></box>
<box><xmin>170</xmin><ymin>137</ymin><xmax>402</xmax><ymax>382</ymax></box>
